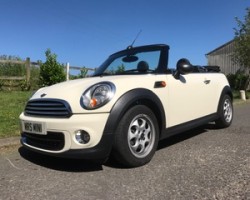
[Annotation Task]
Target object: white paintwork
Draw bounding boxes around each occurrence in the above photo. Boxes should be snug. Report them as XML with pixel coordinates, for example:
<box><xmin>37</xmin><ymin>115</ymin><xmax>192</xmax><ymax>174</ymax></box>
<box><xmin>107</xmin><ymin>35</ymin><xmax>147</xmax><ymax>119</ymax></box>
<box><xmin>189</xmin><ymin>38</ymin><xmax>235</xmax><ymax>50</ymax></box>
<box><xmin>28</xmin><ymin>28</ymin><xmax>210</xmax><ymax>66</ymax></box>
<box><xmin>165</xmin><ymin>73</ymin><xmax>226</xmax><ymax>126</ymax></box>
<box><xmin>20</xmin><ymin>112</ymin><xmax>109</xmax><ymax>152</ymax></box>
<box><xmin>19</xmin><ymin>72</ymin><xmax>230</xmax><ymax>153</ymax></box>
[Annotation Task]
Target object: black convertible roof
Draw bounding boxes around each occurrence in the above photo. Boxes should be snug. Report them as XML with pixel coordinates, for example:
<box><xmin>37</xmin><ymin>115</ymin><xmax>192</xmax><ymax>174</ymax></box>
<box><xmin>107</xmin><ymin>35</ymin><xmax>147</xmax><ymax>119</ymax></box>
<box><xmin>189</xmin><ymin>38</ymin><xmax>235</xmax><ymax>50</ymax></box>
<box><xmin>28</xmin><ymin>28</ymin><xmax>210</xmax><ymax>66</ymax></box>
<box><xmin>110</xmin><ymin>44</ymin><xmax>170</xmax><ymax>57</ymax></box>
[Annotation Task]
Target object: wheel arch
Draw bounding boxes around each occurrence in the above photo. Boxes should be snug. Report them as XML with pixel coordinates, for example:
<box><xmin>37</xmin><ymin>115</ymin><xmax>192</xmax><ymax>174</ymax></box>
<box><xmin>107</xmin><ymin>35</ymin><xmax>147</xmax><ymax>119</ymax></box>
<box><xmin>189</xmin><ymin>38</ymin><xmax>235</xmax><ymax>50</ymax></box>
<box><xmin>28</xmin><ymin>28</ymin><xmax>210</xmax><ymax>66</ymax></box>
<box><xmin>103</xmin><ymin>88</ymin><xmax>166</xmax><ymax>137</ymax></box>
<box><xmin>217</xmin><ymin>85</ymin><xmax>233</xmax><ymax>113</ymax></box>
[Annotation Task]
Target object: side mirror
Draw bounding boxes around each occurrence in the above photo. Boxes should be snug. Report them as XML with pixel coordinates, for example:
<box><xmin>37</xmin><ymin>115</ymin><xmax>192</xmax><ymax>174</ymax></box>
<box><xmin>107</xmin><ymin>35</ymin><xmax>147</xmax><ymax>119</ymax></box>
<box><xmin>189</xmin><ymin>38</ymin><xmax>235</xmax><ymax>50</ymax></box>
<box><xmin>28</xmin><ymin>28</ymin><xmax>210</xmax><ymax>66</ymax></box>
<box><xmin>173</xmin><ymin>58</ymin><xmax>193</xmax><ymax>79</ymax></box>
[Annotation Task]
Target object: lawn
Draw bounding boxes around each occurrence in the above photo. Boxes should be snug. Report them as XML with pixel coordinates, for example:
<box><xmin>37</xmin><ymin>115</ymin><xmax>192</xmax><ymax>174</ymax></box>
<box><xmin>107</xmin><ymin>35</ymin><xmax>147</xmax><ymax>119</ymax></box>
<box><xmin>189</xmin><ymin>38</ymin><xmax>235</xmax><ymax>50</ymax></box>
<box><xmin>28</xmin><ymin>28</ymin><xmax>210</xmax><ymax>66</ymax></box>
<box><xmin>0</xmin><ymin>90</ymin><xmax>249</xmax><ymax>139</ymax></box>
<box><xmin>0</xmin><ymin>91</ymin><xmax>32</xmax><ymax>138</ymax></box>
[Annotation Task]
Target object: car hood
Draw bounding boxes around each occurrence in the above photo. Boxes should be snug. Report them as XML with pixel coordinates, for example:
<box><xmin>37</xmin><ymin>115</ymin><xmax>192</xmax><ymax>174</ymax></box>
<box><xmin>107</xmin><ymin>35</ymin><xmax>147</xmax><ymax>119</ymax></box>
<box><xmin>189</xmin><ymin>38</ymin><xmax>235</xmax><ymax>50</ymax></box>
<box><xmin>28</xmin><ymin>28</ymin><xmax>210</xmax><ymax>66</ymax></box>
<box><xmin>31</xmin><ymin>75</ymin><xmax>160</xmax><ymax>113</ymax></box>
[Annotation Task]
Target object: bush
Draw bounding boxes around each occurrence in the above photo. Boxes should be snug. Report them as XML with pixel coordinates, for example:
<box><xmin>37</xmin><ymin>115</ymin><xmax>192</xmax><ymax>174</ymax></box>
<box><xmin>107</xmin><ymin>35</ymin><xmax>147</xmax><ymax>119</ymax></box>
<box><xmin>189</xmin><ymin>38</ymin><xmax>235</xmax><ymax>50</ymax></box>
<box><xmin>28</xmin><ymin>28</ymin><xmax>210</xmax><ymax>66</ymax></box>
<box><xmin>0</xmin><ymin>55</ymin><xmax>25</xmax><ymax>77</ymax></box>
<box><xmin>70</xmin><ymin>67</ymin><xmax>89</xmax><ymax>80</ymax></box>
<box><xmin>227</xmin><ymin>73</ymin><xmax>249</xmax><ymax>90</ymax></box>
<box><xmin>20</xmin><ymin>80</ymin><xmax>31</xmax><ymax>91</ymax></box>
<box><xmin>29</xmin><ymin>65</ymin><xmax>40</xmax><ymax>90</ymax></box>
<box><xmin>39</xmin><ymin>49</ymin><xmax>66</xmax><ymax>86</ymax></box>
<box><xmin>0</xmin><ymin>80</ymin><xmax>4</xmax><ymax>91</ymax></box>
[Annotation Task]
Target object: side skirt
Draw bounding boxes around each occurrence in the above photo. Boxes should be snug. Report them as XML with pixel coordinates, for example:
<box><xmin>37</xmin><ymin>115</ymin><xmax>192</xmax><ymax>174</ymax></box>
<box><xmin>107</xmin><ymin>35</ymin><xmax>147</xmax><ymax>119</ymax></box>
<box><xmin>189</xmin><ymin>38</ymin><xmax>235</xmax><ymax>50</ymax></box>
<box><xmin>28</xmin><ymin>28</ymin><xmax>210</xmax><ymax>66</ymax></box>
<box><xmin>160</xmin><ymin>113</ymin><xmax>218</xmax><ymax>140</ymax></box>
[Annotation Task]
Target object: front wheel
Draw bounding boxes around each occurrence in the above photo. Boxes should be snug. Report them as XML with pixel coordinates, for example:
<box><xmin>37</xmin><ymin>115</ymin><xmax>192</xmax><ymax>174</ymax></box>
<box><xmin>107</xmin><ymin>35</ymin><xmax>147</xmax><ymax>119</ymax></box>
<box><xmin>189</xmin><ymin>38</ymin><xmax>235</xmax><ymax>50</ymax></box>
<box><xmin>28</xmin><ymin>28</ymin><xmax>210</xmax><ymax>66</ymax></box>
<box><xmin>112</xmin><ymin>105</ymin><xmax>159</xmax><ymax>167</ymax></box>
<box><xmin>215</xmin><ymin>95</ymin><xmax>233</xmax><ymax>128</ymax></box>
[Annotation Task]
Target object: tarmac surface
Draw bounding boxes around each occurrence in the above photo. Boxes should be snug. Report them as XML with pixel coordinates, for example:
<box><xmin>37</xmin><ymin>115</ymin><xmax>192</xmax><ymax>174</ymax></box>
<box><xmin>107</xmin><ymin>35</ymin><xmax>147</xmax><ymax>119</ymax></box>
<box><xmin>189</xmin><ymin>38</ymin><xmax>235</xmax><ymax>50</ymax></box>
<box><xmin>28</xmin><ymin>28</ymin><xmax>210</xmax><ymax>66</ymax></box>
<box><xmin>0</xmin><ymin>101</ymin><xmax>249</xmax><ymax>200</ymax></box>
<box><xmin>0</xmin><ymin>137</ymin><xmax>19</xmax><ymax>148</ymax></box>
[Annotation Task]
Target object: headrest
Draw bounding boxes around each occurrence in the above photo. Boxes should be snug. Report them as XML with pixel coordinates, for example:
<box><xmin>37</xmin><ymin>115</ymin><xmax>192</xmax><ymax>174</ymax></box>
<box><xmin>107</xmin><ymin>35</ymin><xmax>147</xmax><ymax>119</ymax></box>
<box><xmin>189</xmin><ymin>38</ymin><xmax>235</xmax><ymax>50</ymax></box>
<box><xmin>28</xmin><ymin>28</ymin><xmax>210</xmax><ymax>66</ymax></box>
<box><xmin>137</xmin><ymin>61</ymin><xmax>149</xmax><ymax>72</ymax></box>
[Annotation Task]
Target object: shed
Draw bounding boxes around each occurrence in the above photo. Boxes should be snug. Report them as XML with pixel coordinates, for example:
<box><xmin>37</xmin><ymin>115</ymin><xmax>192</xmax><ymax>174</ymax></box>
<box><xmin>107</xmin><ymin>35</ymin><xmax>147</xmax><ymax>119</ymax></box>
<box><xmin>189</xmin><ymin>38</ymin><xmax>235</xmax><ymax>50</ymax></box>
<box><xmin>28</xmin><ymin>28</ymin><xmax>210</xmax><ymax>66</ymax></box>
<box><xmin>205</xmin><ymin>39</ymin><xmax>243</xmax><ymax>75</ymax></box>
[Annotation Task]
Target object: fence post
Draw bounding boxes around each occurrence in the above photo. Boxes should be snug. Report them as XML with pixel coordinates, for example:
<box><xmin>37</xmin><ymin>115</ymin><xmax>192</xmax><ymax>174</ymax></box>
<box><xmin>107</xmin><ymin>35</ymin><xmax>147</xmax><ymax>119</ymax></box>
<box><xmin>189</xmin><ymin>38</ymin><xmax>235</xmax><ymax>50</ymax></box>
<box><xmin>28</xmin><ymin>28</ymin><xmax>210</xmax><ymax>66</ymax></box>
<box><xmin>25</xmin><ymin>57</ymin><xmax>30</xmax><ymax>83</ymax></box>
<box><xmin>66</xmin><ymin>62</ymin><xmax>70</xmax><ymax>81</ymax></box>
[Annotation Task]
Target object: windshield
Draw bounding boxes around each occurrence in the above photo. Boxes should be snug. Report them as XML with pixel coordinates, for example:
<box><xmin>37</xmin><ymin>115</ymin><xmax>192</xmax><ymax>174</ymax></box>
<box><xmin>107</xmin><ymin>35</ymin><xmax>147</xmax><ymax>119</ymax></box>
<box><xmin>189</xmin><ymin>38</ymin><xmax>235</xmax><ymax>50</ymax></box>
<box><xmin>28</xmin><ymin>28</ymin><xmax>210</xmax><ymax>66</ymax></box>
<box><xmin>93</xmin><ymin>49</ymin><xmax>161</xmax><ymax>76</ymax></box>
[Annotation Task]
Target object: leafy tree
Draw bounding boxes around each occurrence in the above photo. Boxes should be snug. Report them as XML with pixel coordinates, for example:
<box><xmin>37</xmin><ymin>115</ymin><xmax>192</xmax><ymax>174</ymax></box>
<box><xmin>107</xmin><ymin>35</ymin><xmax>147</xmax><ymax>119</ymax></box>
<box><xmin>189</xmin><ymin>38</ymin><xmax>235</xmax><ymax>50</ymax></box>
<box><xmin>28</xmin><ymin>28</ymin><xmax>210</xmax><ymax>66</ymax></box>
<box><xmin>116</xmin><ymin>64</ymin><xmax>125</xmax><ymax>73</ymax></box>
<box><xmin>39</xmin><ymin>49</ymin><xmax>66</xmax><ymax>86</ymax></box>
<box><xmin>78</xmin><ymin>67</ymin><xmax>88</xmax><ymax>78</ymax></box>
<box><xmin>227</xmin><ymin>73</ymin><xmax>249</xmax><ymax>90</ymax></box>
<box><xmin>233</xmin><ymin>7</ymin><xmax>250</xmax><ymax>89</ymax></box>
<box><xmin>0</xmin><ymin>55</ymin><xmax>21</xmax><ymax>61</ymax></box>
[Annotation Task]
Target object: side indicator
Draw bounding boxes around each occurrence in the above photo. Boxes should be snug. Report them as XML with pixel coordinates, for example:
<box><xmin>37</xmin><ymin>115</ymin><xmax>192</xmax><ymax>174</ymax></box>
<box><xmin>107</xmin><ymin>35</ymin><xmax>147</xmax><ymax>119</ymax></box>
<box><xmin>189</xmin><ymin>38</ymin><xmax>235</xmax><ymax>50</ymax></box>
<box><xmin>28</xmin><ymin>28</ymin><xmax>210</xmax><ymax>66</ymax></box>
<box><xmin>154</xmin><ymin>81</ymin><xmax>166</xmax><ymax>88</ymax></box>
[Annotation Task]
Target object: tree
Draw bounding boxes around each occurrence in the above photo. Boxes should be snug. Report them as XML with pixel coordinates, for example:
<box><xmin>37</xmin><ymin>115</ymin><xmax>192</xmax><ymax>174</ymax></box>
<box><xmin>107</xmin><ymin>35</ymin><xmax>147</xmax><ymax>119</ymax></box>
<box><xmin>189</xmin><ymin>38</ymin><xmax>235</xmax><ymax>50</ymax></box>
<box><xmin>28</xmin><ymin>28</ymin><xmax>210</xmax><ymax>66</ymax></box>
<box><xmin>116</xmin><ymin>64</ymin><xmax>125</xmax><ymax>73</ymax></box>
<box><xmin>39</xmin><ymin>49</ymin><xmax>66</xmax><ymax>86</ymax></box>
<box><xmin>233</xmin><ymin>7</ymin><xmax>250</xmax><ymax>89</ymax></box>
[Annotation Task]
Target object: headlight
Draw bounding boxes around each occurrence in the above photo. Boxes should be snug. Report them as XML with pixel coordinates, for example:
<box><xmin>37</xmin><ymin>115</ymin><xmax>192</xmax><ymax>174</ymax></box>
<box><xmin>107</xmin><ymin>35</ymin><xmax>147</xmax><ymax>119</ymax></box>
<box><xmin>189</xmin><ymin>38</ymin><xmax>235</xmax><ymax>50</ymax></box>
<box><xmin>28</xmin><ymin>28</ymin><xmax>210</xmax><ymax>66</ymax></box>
<box><xmin>80</xmin><ymin>82</ymin><xmax>116</xmax><ymax>109</ymax></box>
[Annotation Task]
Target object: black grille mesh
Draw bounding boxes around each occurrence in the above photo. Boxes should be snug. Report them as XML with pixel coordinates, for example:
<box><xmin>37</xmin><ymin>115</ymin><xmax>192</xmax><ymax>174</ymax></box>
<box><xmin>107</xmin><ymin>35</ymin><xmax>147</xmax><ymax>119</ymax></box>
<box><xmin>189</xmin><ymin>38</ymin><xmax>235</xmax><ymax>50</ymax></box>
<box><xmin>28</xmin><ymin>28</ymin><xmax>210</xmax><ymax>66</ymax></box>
<box><xmin>25</xmin><ymin>99</ymin><xmax>72</xmax><ymax>118</ymax></box>
<box><xmin>22</xmin><ymin>132</ymin><xmax>64</xmax><ymax>151</ymax></box>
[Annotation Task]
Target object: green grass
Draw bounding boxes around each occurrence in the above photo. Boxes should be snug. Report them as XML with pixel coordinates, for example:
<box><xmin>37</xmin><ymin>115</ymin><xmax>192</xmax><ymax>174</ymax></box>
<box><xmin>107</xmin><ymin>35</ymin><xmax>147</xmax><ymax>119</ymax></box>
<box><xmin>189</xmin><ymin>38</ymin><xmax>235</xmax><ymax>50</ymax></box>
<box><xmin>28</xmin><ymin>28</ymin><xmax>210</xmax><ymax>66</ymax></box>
<box><xmin>0</xmin><ymin>91</ymin><xmax>32</xmax><ymax>138</ymax></box>
<box><xmin>0</xmin><ymin>90</ymin><xmax>249</xmax><ymax>139</ymax></box>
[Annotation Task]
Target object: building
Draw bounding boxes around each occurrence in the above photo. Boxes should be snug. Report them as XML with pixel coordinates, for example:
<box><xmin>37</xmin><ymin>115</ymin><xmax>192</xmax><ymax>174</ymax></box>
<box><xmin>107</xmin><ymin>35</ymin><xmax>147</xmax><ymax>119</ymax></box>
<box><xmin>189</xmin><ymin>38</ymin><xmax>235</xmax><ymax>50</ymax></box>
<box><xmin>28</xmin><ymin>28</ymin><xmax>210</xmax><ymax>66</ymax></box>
<box><xmin>205</xmin><ymin>39</ymin><xmax>243</xmax><ymax>75</ymax></box>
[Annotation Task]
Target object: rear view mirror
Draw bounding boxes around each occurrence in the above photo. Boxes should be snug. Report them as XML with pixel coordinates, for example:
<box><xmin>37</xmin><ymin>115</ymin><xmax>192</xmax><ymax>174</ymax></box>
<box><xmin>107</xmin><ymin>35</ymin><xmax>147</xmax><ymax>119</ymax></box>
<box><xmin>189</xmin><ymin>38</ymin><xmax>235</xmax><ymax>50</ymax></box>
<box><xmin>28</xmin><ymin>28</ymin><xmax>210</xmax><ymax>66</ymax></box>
<box><xmin>122</xmin><ymin>55</ymin><xmax>138</xmax><ymax>63</ymax></box>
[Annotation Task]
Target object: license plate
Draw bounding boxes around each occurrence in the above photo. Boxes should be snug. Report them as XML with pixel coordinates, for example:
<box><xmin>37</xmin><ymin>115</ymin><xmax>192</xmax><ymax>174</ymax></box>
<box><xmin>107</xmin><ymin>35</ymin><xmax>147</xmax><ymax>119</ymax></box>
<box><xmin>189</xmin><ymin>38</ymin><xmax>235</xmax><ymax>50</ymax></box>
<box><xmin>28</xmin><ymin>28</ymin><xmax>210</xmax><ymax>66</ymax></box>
<box><xmin>22</xmin><ymin>121</ymin><xmax>46</xmax><ymax>135</ymax></box>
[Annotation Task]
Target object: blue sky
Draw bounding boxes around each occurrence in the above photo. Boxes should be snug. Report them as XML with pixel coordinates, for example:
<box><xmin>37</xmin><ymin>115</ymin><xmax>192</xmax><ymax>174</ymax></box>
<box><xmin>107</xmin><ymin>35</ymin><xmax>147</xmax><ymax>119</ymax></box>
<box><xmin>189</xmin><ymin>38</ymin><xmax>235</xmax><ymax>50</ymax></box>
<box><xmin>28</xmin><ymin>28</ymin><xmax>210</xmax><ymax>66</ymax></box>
<box><xmin>0</xmin><ymin>0</ymin><xmax>249</xmax><ymax>70</ymax></box>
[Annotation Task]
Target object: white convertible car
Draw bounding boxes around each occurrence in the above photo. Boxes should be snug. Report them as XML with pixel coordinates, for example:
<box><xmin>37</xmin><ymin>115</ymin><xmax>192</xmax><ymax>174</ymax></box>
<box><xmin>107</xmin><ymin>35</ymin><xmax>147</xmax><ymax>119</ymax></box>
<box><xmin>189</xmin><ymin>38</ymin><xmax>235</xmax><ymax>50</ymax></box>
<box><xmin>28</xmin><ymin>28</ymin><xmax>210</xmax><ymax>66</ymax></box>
<box><xmin>19</xmin><ymin>44</ymin><xmax>233</xmax><ymax>167</ymax></box>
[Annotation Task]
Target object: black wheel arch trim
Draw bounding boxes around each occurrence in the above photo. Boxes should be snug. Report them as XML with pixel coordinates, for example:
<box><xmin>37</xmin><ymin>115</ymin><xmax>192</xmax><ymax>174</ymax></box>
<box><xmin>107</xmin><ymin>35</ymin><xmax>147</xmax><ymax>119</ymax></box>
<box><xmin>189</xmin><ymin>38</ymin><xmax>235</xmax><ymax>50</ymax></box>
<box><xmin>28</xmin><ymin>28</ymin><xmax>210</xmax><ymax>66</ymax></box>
<box><xmin>103</xmin><ymin>88</ymin><xmax>166</xmax><ymax>136</ymax></box>
<box><xmin>217</xmin><ymin>86</ymin><xmax>233</xmax><ymax>113</ymax></box>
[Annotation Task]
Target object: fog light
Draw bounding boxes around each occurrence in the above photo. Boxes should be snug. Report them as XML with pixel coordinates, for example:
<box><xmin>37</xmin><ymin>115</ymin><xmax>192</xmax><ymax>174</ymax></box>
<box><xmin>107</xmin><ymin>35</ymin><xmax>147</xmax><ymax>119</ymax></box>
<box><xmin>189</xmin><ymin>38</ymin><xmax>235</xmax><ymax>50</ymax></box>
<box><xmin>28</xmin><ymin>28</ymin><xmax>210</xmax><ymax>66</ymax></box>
<box><xmin>75</xmin><ymin>130</ymin><xmax>90</xmax><ymax>144</ymax></box>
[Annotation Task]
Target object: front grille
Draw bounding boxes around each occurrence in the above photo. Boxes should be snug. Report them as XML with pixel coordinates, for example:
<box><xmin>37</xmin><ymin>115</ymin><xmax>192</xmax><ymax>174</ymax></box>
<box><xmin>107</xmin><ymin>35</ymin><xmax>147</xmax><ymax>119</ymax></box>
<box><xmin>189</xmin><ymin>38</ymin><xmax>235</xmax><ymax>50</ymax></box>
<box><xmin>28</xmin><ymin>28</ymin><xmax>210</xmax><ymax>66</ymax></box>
<box><xmin>25</xmin><ymin>99</ymin><xmax>72</xmax><ymax>118</ymax></box>
<box><xmin>22</xmin><ymin>132</ymin><xmax>65</xmax><ymax>151</ymax></box>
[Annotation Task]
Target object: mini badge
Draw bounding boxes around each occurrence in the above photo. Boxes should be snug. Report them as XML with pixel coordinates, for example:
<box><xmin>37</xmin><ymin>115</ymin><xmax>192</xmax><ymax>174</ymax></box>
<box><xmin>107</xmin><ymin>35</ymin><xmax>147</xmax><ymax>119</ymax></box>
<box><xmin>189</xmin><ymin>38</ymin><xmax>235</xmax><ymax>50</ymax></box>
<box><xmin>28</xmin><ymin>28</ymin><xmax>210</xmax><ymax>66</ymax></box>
<box><xmin>40</xmin><ymin>93</ymin><xmax>47</xmax><ymax>98</ymax></box>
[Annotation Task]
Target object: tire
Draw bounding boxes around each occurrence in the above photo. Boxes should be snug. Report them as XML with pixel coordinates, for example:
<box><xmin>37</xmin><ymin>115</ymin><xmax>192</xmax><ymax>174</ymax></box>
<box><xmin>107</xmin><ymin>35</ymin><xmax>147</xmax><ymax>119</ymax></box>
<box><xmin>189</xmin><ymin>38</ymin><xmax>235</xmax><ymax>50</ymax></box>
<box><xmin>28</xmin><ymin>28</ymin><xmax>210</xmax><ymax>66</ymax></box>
<box><xmin>215</xmin><ymin>95</ymin><xmax>233</xmax><ymax>128</ymax></box>
<box><xmin>112</xmin><ymin>105</ymin><xmax>159</xmax><ymax>167</ymax></box>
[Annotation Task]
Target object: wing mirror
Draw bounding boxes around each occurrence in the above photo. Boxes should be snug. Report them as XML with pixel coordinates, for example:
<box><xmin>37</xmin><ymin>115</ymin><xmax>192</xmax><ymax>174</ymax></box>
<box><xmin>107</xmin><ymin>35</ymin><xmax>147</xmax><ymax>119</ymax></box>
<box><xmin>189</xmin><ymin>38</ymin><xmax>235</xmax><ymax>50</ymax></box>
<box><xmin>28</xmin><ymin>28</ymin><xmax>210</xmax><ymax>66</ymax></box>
<box><xmin>173</xmin><ymin>58</ymin><xmax>193</xmax><ymax>79</ymax></box>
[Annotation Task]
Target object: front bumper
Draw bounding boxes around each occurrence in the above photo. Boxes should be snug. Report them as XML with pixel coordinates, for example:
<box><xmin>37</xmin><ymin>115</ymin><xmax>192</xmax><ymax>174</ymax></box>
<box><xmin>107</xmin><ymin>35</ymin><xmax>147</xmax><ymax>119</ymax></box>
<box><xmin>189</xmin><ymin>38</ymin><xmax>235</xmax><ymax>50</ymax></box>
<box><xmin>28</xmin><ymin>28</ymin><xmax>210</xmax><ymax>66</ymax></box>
<box><xmin>19</xmin><ymin>112</ymin><xmax>113</xmax><ymax>159</ymax></box>
<box><xmin>20</xmin><ymin>132</ymin><xmax>114</xmax><ymax>159</ymax></box>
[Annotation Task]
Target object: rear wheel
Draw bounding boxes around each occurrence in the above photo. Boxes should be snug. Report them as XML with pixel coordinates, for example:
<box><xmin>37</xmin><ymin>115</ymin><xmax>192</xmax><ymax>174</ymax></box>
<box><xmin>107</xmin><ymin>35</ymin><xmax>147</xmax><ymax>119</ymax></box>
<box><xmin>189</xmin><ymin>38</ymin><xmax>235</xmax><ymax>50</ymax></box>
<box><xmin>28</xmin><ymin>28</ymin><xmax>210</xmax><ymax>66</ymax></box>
<box><xmin>112</xmin><ymin>105</ymin><xmax>159</xmax><ymax>167</ymax></box>
<box><xmin>215</xmin><ymin>95</ymin><xmax>233</xmax><ymax>128</ymax></box>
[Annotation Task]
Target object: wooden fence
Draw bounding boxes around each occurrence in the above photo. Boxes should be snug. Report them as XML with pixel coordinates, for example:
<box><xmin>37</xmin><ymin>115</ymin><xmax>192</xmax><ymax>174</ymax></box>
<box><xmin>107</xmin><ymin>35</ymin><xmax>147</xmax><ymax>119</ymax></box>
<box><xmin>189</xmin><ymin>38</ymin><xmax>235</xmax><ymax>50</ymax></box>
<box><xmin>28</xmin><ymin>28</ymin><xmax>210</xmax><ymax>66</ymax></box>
<box><xmin>0</xmin><ymin>58</ymin><xmax>95</xmax><ymax>83</ymax></box>
<box><xmin>65</xmin><ymin>63</ymin><xmax>95</xmax><ymax>81</ymax></box>
<box><xmin>0</xmin><ymin>58</ymin><xmax>36</xmax><ymax>82</ymax></box>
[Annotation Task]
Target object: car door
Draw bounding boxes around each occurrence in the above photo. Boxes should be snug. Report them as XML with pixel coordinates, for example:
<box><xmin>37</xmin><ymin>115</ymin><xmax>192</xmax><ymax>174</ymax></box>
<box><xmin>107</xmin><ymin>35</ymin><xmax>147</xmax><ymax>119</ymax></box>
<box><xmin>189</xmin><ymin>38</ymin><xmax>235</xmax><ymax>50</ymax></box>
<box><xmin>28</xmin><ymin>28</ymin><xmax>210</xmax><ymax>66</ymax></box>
<box><xmin>165</xmin><ymin>73</ymin><xmax>217</xmax><ymax>127</ymax></box>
